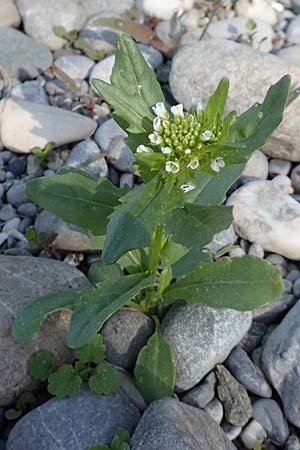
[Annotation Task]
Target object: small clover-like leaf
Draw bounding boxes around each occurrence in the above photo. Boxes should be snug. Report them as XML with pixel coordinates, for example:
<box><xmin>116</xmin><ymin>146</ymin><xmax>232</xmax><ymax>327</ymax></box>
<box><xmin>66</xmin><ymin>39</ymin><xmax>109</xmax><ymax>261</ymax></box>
<box><xmin>27</xmin><ymin>350</ymin><xmax>56</xmax><ymax>381</ymax></box>
<box><xmin>111</xmin><ymin>427</ymin><xmax>131</xmax><ymax>450</ymax></box>
<box><xmin>48</xmin><ymin>364</ymin><xmax>82</xmax><ymax>399</ymax></box>
<box><xmin>89</xmin><ymin>362</ymin><xmax>119</xmax><ymax>395</ymax></box>
<box><xmin>87</xmin><ymin>445</ymin><xmax>110</xmax><ymax>450</ymax></box>
<box><xmin>16</xmin><ymin>392</ymin><xmax>36</xmax><ymax>411</ymax></box>
<box><xmin>75</xmin><ymin>335</ymin><xmax>106</xmax><ymax>364</ymax></box>
<box><xmin>74</xmin><ymin>361</ymin><xmax>91</xmax><ymax>381</ymax></box>
<box><xmin>53</xmin><ymin>25</ymin><xmax>67</xmax><ymax>38</ymax></box>
<box><xmin>5</xmin><ymin>409</ymin><xmax>22</xmax><ymax>420</ymax></box>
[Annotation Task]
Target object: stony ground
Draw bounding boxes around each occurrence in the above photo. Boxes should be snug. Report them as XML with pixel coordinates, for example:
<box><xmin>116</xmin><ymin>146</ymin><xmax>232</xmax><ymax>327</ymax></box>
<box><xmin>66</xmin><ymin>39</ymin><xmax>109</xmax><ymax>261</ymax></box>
<box><xmin>1</xmin><ymin>0</ymin><xmax>300</xmax><ymax>449</ymax></box>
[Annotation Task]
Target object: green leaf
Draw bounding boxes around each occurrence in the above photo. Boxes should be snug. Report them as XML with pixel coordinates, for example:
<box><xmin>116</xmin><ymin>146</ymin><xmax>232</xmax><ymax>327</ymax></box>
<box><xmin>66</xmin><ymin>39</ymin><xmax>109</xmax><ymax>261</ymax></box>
<box><xmin>53</xmin><ymin>25</ymin><xmax>67</xmax><ymax>38</ymax></box>
<box><xmin>15</xmin><ymin>392</ymin><xmax>36</xmax><ymax>411</ymax></box>
<box><xmin>204</xmin><ymin>77</ymin><xmax>229</xmax><ymax>124</ymax></box>
<box><xmin>27</xmin><ymin>350</ymin><xmax>56</xmax><ymax>381</ymax></box>
<box><xmin>68</xmin><ymin>273</ymin><xmax>156</xmax><ymax>348</ymax></box>
<box><xmin>88</xmin><ymin>261</ymin><xmax>123</xmax><ymax>285</ymax></box>
<box><xmin>103</xmin><ymin>175</ymin><xmax>184</xmax><ymax>264</ymax></box>
<box><xmin>92</xmin><ymin>34</ymin><xmax>164</xmax><ymax>150</ymax></box>
<box><xmin>163</xmin><ymin>256</ymin><xmax>283</xmax><ymax>310</ymax></box>
<box><xmin>74</xmin><ymin>37</ymin><xmax>86</xmax><ymax>49</ymax></box>
<box><xmin>134</xmin><ymin>330</ymin><xmax>175</xmax><ymax>404</ymax></box>
<box><xmin>114</xmin><ymin>428</ymin><xmax>131</xmax><ymax>445</ymax></box>
<box><xmin>26</xmin><ymin>172</ymin><xmax>124</xmax><ymax>236</ymax></box>
<box><xmin>166</xmin><ymin>204</ymin><xmax>233</xmax><ymax>249</ymax></box>
<box><xmin>5</xmin><ymin>409</ymin><xmax>22</xmax><ymax>420</ymax></box>
<box><xmin>171</xmin><ymin>248</ymin><xmax>212</xmax><ymax>279</ymax></box>
<box><xmin>161</xmin><ymin>240</ymin><xmax>188</xmax><ymax>269</ymax></box>
<box><xmin>75</xmin><ymin>335</ymin><xmax>106</xmax><ymax>364</ymax></box>
<box><xmin>89</xmin><ymin>362</ymin><xmax>119</xmax><ymax>395</ymax></box>
<box><xmin>48</xmin><ymin>364</ymin><xmax>82</xmax><ymax>398</ymax></box>
<box><xmin>87</xmin><ymin>445</ymin><xmax>110</xmax><ymax>450</ymax></box>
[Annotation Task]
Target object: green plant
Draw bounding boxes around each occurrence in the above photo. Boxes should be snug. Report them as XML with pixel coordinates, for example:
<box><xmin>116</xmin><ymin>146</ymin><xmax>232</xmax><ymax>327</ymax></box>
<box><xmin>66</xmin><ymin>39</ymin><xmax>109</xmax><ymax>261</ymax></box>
<box><xmin>31</xmin><ymin>142</ymin><xmax>56</xmax><ymax>168</ymax></box>
<box><xmin>27</xmin><ymin>335</ymin><xmax>119</xmax><ymax>399</ymax></box>
<box><xmin>5</xmin><ymin>392</ymin><xmax>36</xmax><ymax>420</ymax></box>
<box><xmin>87</xmin><ymin>427</ymin><xmax>131</xmax><ymax>450</ymax></box>
<box><xmin>13</xmin><ymin>34</ymin><xmax>290</xmax><ymax>403</ymax></box>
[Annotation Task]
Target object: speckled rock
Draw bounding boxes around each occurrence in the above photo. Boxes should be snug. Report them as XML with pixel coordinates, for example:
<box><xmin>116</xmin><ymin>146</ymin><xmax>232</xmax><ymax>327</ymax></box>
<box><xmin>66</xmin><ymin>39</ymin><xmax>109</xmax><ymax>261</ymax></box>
<box><xmin>0</xmin><ymin>256</ymin><xmax>91</xmax><ymax>406</ymax></box>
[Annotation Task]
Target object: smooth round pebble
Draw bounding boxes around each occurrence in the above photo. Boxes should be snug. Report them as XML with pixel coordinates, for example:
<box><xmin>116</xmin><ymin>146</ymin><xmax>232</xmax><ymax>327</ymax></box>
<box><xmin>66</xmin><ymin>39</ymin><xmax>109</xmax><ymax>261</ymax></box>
<box><xmin>269</xmin><ymin>159</ymin><xmax>291</xmax><ymax>176</ymax></box>
<box><xmin>204</xmin><ymin>398</ymin><xmax>223</xmax><ymax>425</ymax></box>
<box><xmin>0</xmin><ymin>204</ymin><xmax>16</xmax><ymax>221</ymax></box>
<box><xmin>241</xmin><ymin>419</ymin><xmax>267</xmax><ymax>450</ymax></box>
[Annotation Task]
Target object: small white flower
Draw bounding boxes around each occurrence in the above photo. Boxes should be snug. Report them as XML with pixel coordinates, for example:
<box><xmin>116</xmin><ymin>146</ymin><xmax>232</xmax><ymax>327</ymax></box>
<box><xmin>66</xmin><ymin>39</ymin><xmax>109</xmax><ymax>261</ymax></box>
<box><xmin>165</xmin><ymin>161</ymin><xmax>180</xmax><ymax>174</ymax></box>
<box><xmin>149</xmin><ymin>133</ymin><xmax>162</xmax><ymax>145</ymax></box>
<box><xmin>210</xmin><ymin>157</ymin><xmax>225</xmax><ymax>173</ymax></box>
<box><xmin>201</xmin><ymin>130</ymin><xmax>214</xmax><ymax>142</ymax></box>
<box><xmin>171</xmin><ymin>104</ymin><xmax>184</xmax><ymax>117</ymax></box>
<box><xmin>161</xmin><ymin>146</ymin><xmax>172</xmax><ymax>155</ymax></box>
<box><xmin>136</xmin><ymin>145</ymin><xmax>151</xmax><ymax>153</ymax></box>
<box><xmin>153</xmin><ymin>116</ymin><xmax>161</xmax><ymax>131</ymax></box>
<box><xmin>152</xmin><ymin>102</ymin><xmax>168</xmax><ymax>119</ymax></box>
<box><xmin>191</xmin><ymin>97</ymin><xmax>204</xmax><ymax>114</ymax></box>
<box><xmin>187</xmin><ymin>158</ymin><xmax>200</xmax><ymax>170</ymax></box>
<box><xmin>181</xmin><ymin>183</ymin><xmax>196</xmax><ymax>193</ymax></box>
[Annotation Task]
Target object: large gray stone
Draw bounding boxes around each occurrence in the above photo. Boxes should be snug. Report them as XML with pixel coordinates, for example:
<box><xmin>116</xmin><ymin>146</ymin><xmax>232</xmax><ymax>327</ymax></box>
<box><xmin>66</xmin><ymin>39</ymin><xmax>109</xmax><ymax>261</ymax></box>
<box><xmin>17</xmin><ymin>0</ymin><xmax>87</xmax><ymax>50</ymax></box>
<box><xmin>0</xmin><ymin>27</ymin><xmax>52</xmax><ymax>80</ymax></box>
<box><xmin>0</xmin><ymin>256</ymin><xmax>91</xmax><ymax>406</ymax></box>
<box><xmin>262</xmin><ymin>300</ymin><xmax>300</xmax><ymax>428</ymax></box>
<box><xmin>170</xmin><ymin>39</ymin><xmax>300</xmax><ymax>161</ymax></box>
<box><xmin>0</xmin><ymin>0</ymin><xmax>21</xmax><ymax>27</ymax></box>
<box><xmin>6</xmin><ymin>388</ymin><xmax>141</xmax><ymax>450</ymax></box>
<box><xmin>161</xmin><ymin>303</ymin><xmax>252</xmax><ymax>391</ymax></box>
<box><xmin>131</xmin><ymin>398</ymin><xmax>237</xmax><ymax>450</ymax></box>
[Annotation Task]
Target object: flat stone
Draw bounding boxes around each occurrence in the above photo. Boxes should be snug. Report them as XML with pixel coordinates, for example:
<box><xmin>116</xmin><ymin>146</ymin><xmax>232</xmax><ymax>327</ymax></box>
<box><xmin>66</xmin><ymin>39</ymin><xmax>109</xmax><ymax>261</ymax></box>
<box><xmin>227</xmin><ymin>179</ymin><xmax>300</xmax><ymax>260</ymax></box>
<box><xmin>0</xmin><ymin>0</ymin><xmax>21</xmax><ymax>27</ymax></box>
<box><xmin>0</xmin><ymin>98</ymin><xmax>97</xmax><ymax>154</ymax></box>
<box><xmin>54</xmin><ymin>54</ymin><xmax>95</xmax><ymax>83</ymax></box>
<box><xmin>6</xmin><ymin>388</ymin><xmax>141</xmax><ymax>450</ymax></box>
<box><xmin>17</xmin><ymin>0</ymin><xmax>87</xmax><ymax>51</ymax></box>
<box><xmin>0</xmin><ymin>27</ymin><xmax>52</xmax><ymax>80</ymax></box>
<box><xmin>101</xmin><ymin>311</ymin><xmax>155</xmax><ymax>370</ymax></box>
<box><xmin>253</xmin><ymin>399</ymin><xmax>289</xmax><ymax>446</ymax></box>
<box><xmin>207</xmin><ymin>16</ymin><xmax>274</xmax><ymax>52</ymax></box>
<box><xmin>65</xmin><ymin>139</ymin><xmax>108</xmax><ymax>178</ymax></box>
<box><xmin>262</xmin><ymin>300</ymin><xmax>300</xmax><ymax>428</ymax></box>
<box><xmin>35</xmin><ymin>210</ymin><xmax>95</xmax><ymax>252</ymax></box>
<box><xmin>0</xmin><ymin>255</ymin><xmax>91</xmax><ymax>406</ymax></box>
<box><xmin>216</xmin><ymin>365</ymin><xmax>252</xmax><ymax>427</ymax></box>
<box><xmin>242</xmin><ymin>150</ymin><xmax>269</xmax><ymax>180</ymax></box>
<box><xmin>182</xmin><ymin>372</ymin><xmax>216</xmax><ymax>409</ymax></box>
<box><xmin>131</xmin><ymin>397</ymin><xmax>237</xmax><ymax>450</ymax></box>
<box><xmin>11</xmin><ymin>80</ymin><xmax>49</xmax><ymax>105</ymax></box>
<box><xmin>169</xmin><ymin>39</ymin><xmax>300</xmax><ymax>161</ymax></box>
<box><xmin>226</xmin><ymin>346</ymin><xmax>271</xmax><ymax>397</ymax></box>
<box><xmin>161</xmin><ymin>303</ymin><xmax>251</xmax><ymax>391</ymax></box>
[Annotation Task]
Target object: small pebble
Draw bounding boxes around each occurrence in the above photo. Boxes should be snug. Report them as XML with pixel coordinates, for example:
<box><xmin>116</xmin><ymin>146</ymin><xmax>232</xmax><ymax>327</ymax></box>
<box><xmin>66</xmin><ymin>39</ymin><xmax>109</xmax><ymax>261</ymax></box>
<box><xmin>0</xmin><ymin>204</ymin><xmax>16</xmax><ymax>221</ymax></box>
<box><xmin>222</xmin><ymin>422</ymin><xmax>242</xmax><ymax>441</ymax></box>
<box><xmin>248</xmin><ymin>243</ymin><xmax>264</xmax><ymax>258</ymax></box>
<box><xmin>2</xmin><ymin>217</ymin><xmax>21</xmax><ymax>233</ymax></box>
<box><xmin>182</xmin><ymin>372</ymin><xmax>216</xmax><ymax>409</ymax></box>
<box><xmin>204</xmin><ymin>398</ymin><xmax>223</xmax><ymax>425</ymax></box>
<box><xmin>269</xmin><ymin>159</ymin><xmax>291</xmax><ymax>176</ymax></box>
<box><xmin>17</xmin><ymin>203</ymin><xmax>38</xmax><ymax>218</ymax></box>
<box><xmin>287</xmin><ymin>269</ymin><xmax>300</xmax><ymax>282</ymax></box>
<box><xmin>293</xmin><ymin>278</ymin><xmax>300</xmax><ymax>297</ymax></box>
<box><xmin>241</xmin><ymin>419</ymin><xmax>267</xmax><ymax>450</ymax></box>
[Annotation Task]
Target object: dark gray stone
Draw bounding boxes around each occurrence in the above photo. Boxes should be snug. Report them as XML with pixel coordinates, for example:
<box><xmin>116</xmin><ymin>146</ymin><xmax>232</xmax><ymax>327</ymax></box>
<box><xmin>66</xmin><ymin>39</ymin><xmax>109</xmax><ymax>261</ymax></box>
<box><xmin>253</xmin><ymin>294</ymin><xmax>296</xmax><ymax>324</ymax></box>
<box><xmin>17</xmin><ymin>203</ymin><xmax>38</xmax><ymax>218</ymax></box>
<box><xmin>65</xmin><ymin>139</ymin><xmax>108</xmax><ymax>178</ymax></box>
<box><xmin>0</xmin><ymin>27</ymin><xmax>52</xmax><ymax>80</ymax></box>
<box><xmin>8</xmin><ymin>156</ymin><xmax>26</xmax><ymax>176</ymax></box>
<box><xmin>226</xmin><ymin>346</ymin><xmax>271</xmax><ymax>397</ymax></box>
<box><xmin>0</xmin><ymin>440</ymin><xmax>6</xmax><ymax>450</ymax></box>
<box><xmin>161</xmin><ymin>303</ymin><xmax>251</xmax><ymax>391</ymax></box>
<box><xmin>285</xmin><ymin>434</ymin><xmax>300</xmax><ymax>450</ymax></box>
<box><xmin>6</xmin><ymin>388</ymin><xmax>140</xmax><ymax>450</ymax></box>
<box><xmin>131</xmin><ymin>398</ymin><xmax>237</xmax><ymax>450</ymax></box>
<box><xmin>216</xmin><ymin>365</ymin><xmax>252</xmax><ymax>427</ymax></box>
<box><xmin>240</xmin><ymin>321</ymin><xmax>267</xmax><ymax>352</ymax></box>
<box><xmin>6</xmin><ymin>181</ymin><xmax>28</xmax><ymax>207</ymax></box>
<box><xmin>0</xmin><ymin>204</ymin><xmax>16</xmax><ymax>221</ymax></box>
<box><xmin>253</xmin><ymin>399</ymin><xmax>289</xmax><ymax>446</ymax></box>
<box><xmin>182</xmin><ymin>372</ymin><xmax>216</xmax><ymax>409</ymax></box>
<box><xmin>262</xmin><ymin>301</ymin><xmax>300</xmax><ymax>428</ymax></box>
<box><xmin>101</xmin><ymin>311</ymin><xmax>155</xmax><ymax>370</ymax></box>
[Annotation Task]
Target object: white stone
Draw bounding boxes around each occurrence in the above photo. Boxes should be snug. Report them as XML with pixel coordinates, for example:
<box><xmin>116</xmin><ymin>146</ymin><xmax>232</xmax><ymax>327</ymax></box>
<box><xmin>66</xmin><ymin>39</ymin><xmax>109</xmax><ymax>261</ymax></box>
<box><xmin>207</xmin><ymin>16</ymin><xmax>274</xmax><ymax>52</ymax></box>
<box><xmin>277</xmin><ymin>44</ymin><xmax>300</xmax><ymax>66</ymax></box>
<box><xmin>54</xmin><ymin>55</ymin><xmax>95</xmax><ymax>83</ymax></box>
<box><xmin>286</xmin><ymin>15</ymin><xmax>300</xmax><ymax>44</ymax></box>
<box><xmin>82</xmin><ymin>0</ymin><xmax>134</xmax><ymax>18</ymax></box>
<box><xmin>235</xmin><ymin>0</ymin><xmax>277</xmax><ymax>26</ymax></box>
<box><xmin>16</xmin><ymin>0</ymin><xmax>87</xmax><ymax>50</ymax></box>
<box><xmin>0</xmin><ymin>0</ymin><xmax>21</xmax><ymax>27</ymax></box>
<box><xmin>241</xmin><ymin>420</ymin><xmax>267</xmax><ymax>449</ymax></box>
<box><xmin>227</xmin><ymin>179</ymin><xmax>300</xmax><ymax>260</ymax></box>
<box><xmin>138</xmin><ymin>0</ymin><xmax>193</xmax><ymax>20</ymax></box>
<box><xmin>242</xmin><ymin>150</ymin><xmax>269</xmax><ymax>179</ymax></box>
<box><xmin>0</xmin><ymin>98</ymin><xmax>97</xmax><ymax>154</ymax></box>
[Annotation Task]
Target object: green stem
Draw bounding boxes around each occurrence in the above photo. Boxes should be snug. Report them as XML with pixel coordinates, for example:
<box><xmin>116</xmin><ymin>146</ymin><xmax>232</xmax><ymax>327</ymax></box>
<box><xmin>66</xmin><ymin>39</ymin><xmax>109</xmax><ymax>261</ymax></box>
<box><xmin>147</xmin><ymin>225</ymin><xmax>164</xmax><ymax>275</ymax></box>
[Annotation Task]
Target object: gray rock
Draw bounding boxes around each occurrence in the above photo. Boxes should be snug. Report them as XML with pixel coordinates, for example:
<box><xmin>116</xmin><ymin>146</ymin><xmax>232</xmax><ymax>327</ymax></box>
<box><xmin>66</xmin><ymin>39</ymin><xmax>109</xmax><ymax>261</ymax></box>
<box><xmin>120</xmin><ymin>173</ymin><xmax>134</xmax><ymax>189</ymax></box>
<box><xmin>161</xmin><ymin>303</ymin><xmax>251</xmax><ymax>391</ymax></box>
<box><xmin>205</xmin><ymin>225</ymin><xmax>237</xmax><ymax>253</ymax></box>
<box><xmin>0</xmin><ymin>204</ymin><xmax>16</xmax><ymax>221</ymax></box>
<box><xmin>2</xmin><ymin>217</ymin><xmax>20</xmax><ymax>232</ymax></box>
<box><xmin>204</xmin><ymin>398</ymin><xmax>223</xmax><ymax>424</ymax></box>
<box><xmin>169</xmin><ymin>39</ymin><xmax>300</xmax><ymax>161</ymax></box>
<box><xmin>82</xmin><ymin>0</ymin><xmax>134</xmax><ymax>18</ymax></box>
<box><xmin>291</xmin><ymin>163</ymin><xmax>300</xmax><ymax>193</ymax></box>
<box><xmin>0</xmin><ymin>255</ymin><xmax>91</xmax><ymax>405</ymax></box>
<box><xmin>101</xmin><ymin>311</ymin><xmax>155</xmax><ymax>370</ymax></box>
<box><xmin>66</xmin><ymin>139</ymin><xmax>108</xmax><ymax>178</ymax></box>
<box><xmin>216</xmin><ymin>365</ymin><xmax>252</xmax><ymax>427</ymax></box>
<box><xmin>35</xmin><ymin>210</ymin><xmax>94</xmax><ymax>252</ymax></box>
<box><xmin>80</xmin><ymin>9</ymin><xmax>121</xmax><ymax>53</ymax></box>
<box><xmin>222</xmin><ymin>422</ymin><xmax>242</xmax><ymax>441</ymax></box>
<box><xmin>248</xmin><ymin>243</ymin><xmax>264</xmax><ymax>258</ymax></box>
<box><xmin>253</xmin><ymin>294</ymin><xmax>296</xmax><ymax>323</ymax></box>
<box><xmin>253</xmin><ymin>399</ymin><xmax>289</xmax><ymax>446</ymax></box>
<box><xmin>131</xmin><ymin>398</ymin><xmax>237</xmax><ymax>450</ymax></box>
<box><xmin>287</xmin><ymin>15</ymin><xmax>300</xmax><ymax>44</ymax></box>
<box><xmin>6</xmin><ymin>181</ymin><xmax>28</xmax><ymax>207</ymax></box>
<box><xmin>95</xmin><ymin>119</ymin><xmax>135</xmax><ymax>173</ymax></box>
<box><xmin>226</xmin><ymin>346</ymin><xmax>271</xmax><ymax>397</ymax></box>
<box><xmin>242</xmin><ymin>150</ymin><xmax>269</xmax><ymax>180</ymax></box>
<box><xmin>286</xmin><ymin>434</ymin><xmax>300</xmax><ymax>450</ymax></box>
<box><xmin>234</xmin><ymin>0</ymin><xmax>277</xmax><ymax>25</ymax></box>
<box><xmin>240</xmin><ymin>320</ymin><xmax>267</xmax><ymax>352</ymax></box>
<box><xmin>241</xmin><ymin>419</ymin><xmax>267</xmax><ymax>450</ymax></box>
<box><xmin>292</xmin><ymin>0</ymin><xmax>300</xmax><ymax>13</ymax></box>
<box><xmin>6</xmin><ymin>388</ymin><xmax>140</xmax><ymax>450</ymax></box>
<box><xmin>0</xmin><ymin>0</ymin><xmax>21</xmax><ymax>27</ymax></box>
<box><xmin>17</xmin><ymin>0</ymin><xmax>87</xmax><ymax>51</ymax></box>
<box><xmin>207</xmin><ymin>16</ymin><xmax>274</xmax><ymax>52</ymax></box>
<box><xmin>262</xmin><ymin>300</ymin><xmax>300</xmax><ymax>428</ymax></box>
<box><xmin>277</xmin><ymin>45</ymin><xmax>300</xmax><ymax>67</ymax></box>
<box><xmin>182</xmin><ymin>372</ymin><xmax>216</xmax><ymax>409</ymax></box>
<box><xmin>269</xmin><ymin>159</ymin><xmax>292</xmax><ymax>177</ymax></box>
<box><xmin>54</xmin><ymin>55</ymin><xmax>95</xmax><ymax>83</ymax></box>
<box><xmin>0</xmin><ymin>27</ymin><xmax>52</xmax><ymax>80</ymax></box>
<box><xmin>11</xmin><ymin>80</ymin><xmax>49</xmax><ymax>105</ymax></box>
<box><xmin>294</xmin><ymin>278</ymin><xmax>300</xmax><ymax>297</ymax></box>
